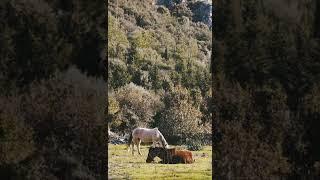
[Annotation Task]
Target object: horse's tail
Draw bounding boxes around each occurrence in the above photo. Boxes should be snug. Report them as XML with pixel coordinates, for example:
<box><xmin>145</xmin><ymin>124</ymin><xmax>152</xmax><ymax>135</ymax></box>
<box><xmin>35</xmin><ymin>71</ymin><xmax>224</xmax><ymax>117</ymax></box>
<box><xmin>127</xmin><ymin>132</ymin><xmax>133</xmax><ymax>147</ymax></box>
<box><xmin>126</xmin><ymin>132</ymin><xmax>133</xmax><ymax>152</ymax></box>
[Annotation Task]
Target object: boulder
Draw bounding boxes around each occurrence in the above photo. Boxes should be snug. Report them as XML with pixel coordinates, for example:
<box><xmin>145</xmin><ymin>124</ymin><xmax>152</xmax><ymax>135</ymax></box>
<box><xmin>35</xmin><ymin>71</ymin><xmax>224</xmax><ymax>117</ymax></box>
<box><xmin>108</xmin><ymin>130</ymin><xmax>128</xmax><ymax>145</ymax></box>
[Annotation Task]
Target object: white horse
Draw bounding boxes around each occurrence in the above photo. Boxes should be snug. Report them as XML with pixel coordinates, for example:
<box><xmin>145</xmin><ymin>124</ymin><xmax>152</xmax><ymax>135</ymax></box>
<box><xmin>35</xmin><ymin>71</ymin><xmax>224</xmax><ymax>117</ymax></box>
<box><xmin>127</xmin><ymin>127</ymin><xmax>169</xmax><ymax>155</ymax></box>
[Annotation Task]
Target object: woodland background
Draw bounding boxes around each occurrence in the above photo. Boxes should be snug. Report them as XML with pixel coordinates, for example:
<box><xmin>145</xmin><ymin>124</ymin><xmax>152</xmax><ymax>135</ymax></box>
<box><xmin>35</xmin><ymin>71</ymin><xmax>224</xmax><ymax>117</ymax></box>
<box><xmin>2</xmin><ymin>0</ymin><xmax>320</xmax><ymax>179</ymax></box>
<box><xmin>0</xmin><ymin>0</ymin><xmax>106</xmax><ymax>179</ymax></box>
<box><xmin>214</xmin><ymin>0</ymin><xmax>320</xmax><ymax>179</ymax></box>
<box><xmin>107</xmin><ymin>0</ymin><xmax>212</xmax><ymax>149</ymax></box>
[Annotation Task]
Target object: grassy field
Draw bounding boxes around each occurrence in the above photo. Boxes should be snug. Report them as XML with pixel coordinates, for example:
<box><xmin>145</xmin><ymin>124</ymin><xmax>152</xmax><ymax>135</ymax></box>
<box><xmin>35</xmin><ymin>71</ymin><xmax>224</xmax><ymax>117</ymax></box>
<box><xmin>108</xmin><ymin>144</ymin><xmax>212</xmax><ymax>179</ymax></box>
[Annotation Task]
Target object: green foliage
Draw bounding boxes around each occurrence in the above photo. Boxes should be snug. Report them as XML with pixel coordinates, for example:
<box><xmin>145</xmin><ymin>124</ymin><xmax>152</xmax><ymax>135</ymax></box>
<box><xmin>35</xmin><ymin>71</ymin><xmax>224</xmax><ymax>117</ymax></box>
<box><xmin>108</xmin><ymin>95</ymin><xmax>120</xmax><ymax>115</ymax></box>
<box><xmin>214</xmin><ymin>0</ymin><xmax>320</xmax><ymax>178</ymax></box>
<box><xmin>109</xmin><ymin>58</ymin><xmax>131</xmax><ymax>89</ymax></box>
<box><xmin>217</xmin><ymin>121</ymin><xmax>291</xmax><ymax>178</ymax></box>
<box><xmin>107</xmin><ymin>0</ymin><xmax>212</xmax><ymax>146</ymax></box>
<box><xmin>108</xmin><ymin>15</ymin><xmax>129</xmax><ymax>59</ymax></box>
<box><xmin>175</xmin><ymin>37</ymin><xmax>199</xmax><ymax>61</ymax></box>
<box><xmin>157</xmin><ymin>85</ymin><xmax>203</xmax><ymax>140</ymax></box>
<box><xmin>171</xmin><ymin>3</ymin><xmax>193</xmax><ymax>18</ymax></box>
<box><xmin>186</xmin><ymin>134</ymin><xmax>204</xmax><ymax>151</ymax></box>
<box><xmin>0</xmin><ymin>67</ymin><xmax>106</xmax><ymax>179</ymax></box>
<box><xmin>130</xmin><ymin>30</ymin><xmax>158</xmax><ymax>49</ymax></box>
<box><xmin>193</xmin><ymin>64</ymin><xmax>211</xmax><ymax>92</ymax></box>
<box><xmin>0</xmin><ymin>0</ymin><xmax>107</xmax><ymax>178</ymax></box>
<box><xmin>133</xmin><ymin>48</ymin><xmax>162</xmax><ymax>66</ymax></box>
<box><xmin>0</xmin><ymin>0</ymin><xmax>105</xmax><ymax>91</ymax></box>
<box><xmin>113</xmin><ymin>83</ymin><xmax>163</xmax><ymax>132</ymax></box>
<box><xmin>149</xmin><ymin>65</ymin><xmax>163</xmax><ymax>91</ymax></box>
<box><xmin>186</xmin><ymin>140</ymin><xmax>203</xmax><ymax>151</ymax></box>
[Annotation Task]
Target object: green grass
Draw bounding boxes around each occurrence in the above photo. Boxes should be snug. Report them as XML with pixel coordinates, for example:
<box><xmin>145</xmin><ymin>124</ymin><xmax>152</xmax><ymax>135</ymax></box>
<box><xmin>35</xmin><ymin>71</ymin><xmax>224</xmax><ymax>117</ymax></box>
<box><xmin>108</xmin><ymin>144</ymin><xmax>212</xmax><ymax>179</ymax></box>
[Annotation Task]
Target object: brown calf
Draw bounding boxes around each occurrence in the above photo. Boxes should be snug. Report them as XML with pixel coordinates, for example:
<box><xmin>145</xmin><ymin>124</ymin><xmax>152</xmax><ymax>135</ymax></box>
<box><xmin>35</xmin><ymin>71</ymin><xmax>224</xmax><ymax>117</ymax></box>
<box><xmin>146</xmin><ymin>147</ymin><xmax>194</xmax><ymax>164</ymax></box>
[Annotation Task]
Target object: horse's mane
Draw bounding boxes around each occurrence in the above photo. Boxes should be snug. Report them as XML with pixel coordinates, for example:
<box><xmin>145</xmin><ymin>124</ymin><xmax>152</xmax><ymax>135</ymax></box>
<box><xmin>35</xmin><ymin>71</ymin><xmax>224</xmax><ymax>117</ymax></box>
<box><xmin>157</xmin><ymin>130</ymin><xmax>168</xmax><ymax>147</ymax></box>
<box><xmin>150</xmin><ymin>127</ymin><xmax>168</xmax><ymax>147</ymax></box>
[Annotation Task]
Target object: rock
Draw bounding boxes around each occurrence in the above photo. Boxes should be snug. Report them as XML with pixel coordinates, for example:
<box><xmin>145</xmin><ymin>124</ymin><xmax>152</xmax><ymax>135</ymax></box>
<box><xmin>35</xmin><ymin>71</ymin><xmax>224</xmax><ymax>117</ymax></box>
<box><xmin>108</xmin><ymin>130</ymin><xmax>128</xmax><ymax>145</ymax></box>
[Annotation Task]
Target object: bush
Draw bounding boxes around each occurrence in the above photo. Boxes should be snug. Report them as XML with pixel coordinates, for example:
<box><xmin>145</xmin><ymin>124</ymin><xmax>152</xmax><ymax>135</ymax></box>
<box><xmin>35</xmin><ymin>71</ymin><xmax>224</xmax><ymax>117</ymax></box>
<box><xmin>108</xmin><ymin>14</ymin><xmax>129</xmax><ymax>59</ymax></box>
<box><xmin>108</xmin><ymin>58</ymin><xmax>132</xmax><ymax>89</ymax></box>
<box><xmin>0</xmin><ymin>67</ymin><xmax>107</xmax><ymax>179</ymax></box>
<box><xmin>133</xmin><ymin>48</ymin><xmax>162</xmax><ymax>66</ymax></box>
<box><xmin>156</xmin><ymin>85</ymin><xmax>203</xmax><ymax>142</ymax></box>
<box><xmin>186</xmin><ymin>134</ymin><xmax>204</xmax><ymax>151</ymax></box>
<box><xmin>216</xmin><ymin>121</ymin><xmax>291</xmax><ymax>178</ymax></box>
<box><xmin>114</xmin><ymin>83</ymin><xmax>163</xmax><ymax>132</ymax></box>
<box><xmin>172</xmin><ymin>3</ymin><xmax>193</xmax><ymax>18</ymax></box>
<box><xmin>130</xmin><ymin>30</ymin><xmax>158</xmax><ymax>49</ymax></box>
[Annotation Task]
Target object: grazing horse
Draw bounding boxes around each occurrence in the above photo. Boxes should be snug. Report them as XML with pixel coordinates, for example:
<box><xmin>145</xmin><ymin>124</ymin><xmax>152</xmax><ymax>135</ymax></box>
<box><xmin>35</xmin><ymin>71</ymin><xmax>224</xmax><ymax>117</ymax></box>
<box><xmin>146</xmin><ymin>147</ymin><xmax>194</xmax><ymax>164</ymax></box>
<box><xmin>127</xmin><ymin>127</ymin><xmax>168</xmax><ymax>155</ymax></box>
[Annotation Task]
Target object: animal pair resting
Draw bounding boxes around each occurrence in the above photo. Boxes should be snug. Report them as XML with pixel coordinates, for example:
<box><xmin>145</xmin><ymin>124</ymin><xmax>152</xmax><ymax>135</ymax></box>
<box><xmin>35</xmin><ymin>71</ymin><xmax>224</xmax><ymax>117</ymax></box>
<box><xmin>127</xmin><ymin>127</ymin><xmax>194</xmax><ymax>164</ymax></box>
<box><xmin>146</xmin><ymin>147</ymin><xmax>194</xmax><ymax>164</ymax></box>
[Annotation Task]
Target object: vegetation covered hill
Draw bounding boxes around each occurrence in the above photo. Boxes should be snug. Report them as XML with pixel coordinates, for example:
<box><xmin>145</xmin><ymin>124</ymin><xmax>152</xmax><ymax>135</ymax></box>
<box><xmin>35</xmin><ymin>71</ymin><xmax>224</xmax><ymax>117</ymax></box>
<box><xmin>0</xmin><ymin>0</ymin><xmax>106</xmax><ymax>179</ymax></box>
<box><xmin>214</xmin><ymin>0</ymin><xmax>320</xmax><ymax>179</ymax></box>
<box><xmin>107</xmin><ymin>0</ymin><xmax>212</xmax><ymax>146</ymax></box>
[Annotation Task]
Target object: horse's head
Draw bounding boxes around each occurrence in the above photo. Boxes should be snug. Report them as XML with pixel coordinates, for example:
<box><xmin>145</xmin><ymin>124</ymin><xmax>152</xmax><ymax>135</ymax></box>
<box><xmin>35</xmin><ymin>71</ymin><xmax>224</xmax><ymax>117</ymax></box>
<box><xmin>146</xmin><ymin>147</ymin><xmax>166</xmax><ymax>163</ymax></box>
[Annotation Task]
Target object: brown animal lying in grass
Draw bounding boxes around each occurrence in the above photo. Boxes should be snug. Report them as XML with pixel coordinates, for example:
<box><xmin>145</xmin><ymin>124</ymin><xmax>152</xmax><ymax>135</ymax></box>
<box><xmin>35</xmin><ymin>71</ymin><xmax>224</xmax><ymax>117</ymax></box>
<box><xmin>146</xmin><ymin>147</ymin><xmax>194</xmax><ymax>164</ymax></box>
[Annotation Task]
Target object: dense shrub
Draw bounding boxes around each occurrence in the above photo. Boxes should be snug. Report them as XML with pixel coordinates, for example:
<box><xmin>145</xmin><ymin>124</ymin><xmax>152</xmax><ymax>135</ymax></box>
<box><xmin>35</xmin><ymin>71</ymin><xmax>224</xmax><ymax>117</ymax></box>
<box><xmin>0</xmin><ymin>0</ymin><xmax>106</xmax><ymax>178</ymax></box>
<box><xmin>108</xmin><ymin>58</ymin><xmax>132</xmax><ymax>89</ymax></box>
<box><xmin>133</xmin><ymin>48</ymin><xmax>163</xmax><ymax>66</ymax></box>
<box><xmin>216</xmin><ymin>121</ymin><xmax>291</xmax><ymax>179</ymax></box>
<box><xmin>171</xmin><ymin>3</ymin><xmax>193</xmax><ymax>18</ymax></box>
<box><xmin>212</xmin><ymin>0</ymin><xmax>320</xmax><ymax>176</ymax></box>
<box><xmin>0</xmin><ymin>0</ymin><xmax>105</xmax><ymax>91</ymax></box>
<box><xmin>156</xmin><ymin>85</ymin><xmax>203</xmax><ymax>140</ymax></box>
<box><xmin>108</xmin><ymin>15</ymin><xmax>129</xmax><ymax>59</ymax></box>
<box><xmin>113</xmin><ymin>83</ymin><xmax>163</xmax><ymax>132</ymax></box>
<box><xmin>186</xmin><ymin>134</ymin><xmax>204</xmax><ymax>151</ymax></box>
<box><xmin>0</xmin><ymin>67</ymin><xmax>106</xmax><ymax>179</ymax></box>
<box><xmin>108</xmin><ymin>0</ymin><xmax>212</xmax><ymax>146</ymax></box>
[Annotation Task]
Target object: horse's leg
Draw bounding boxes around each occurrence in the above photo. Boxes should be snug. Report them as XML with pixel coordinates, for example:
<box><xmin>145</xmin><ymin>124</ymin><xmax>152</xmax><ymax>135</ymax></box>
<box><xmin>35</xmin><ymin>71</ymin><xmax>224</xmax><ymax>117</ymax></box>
<box><xmin>137</xmin><ymin>139</ymin><xmax>142</xmax><ymax>155</ymax></box>
<box><xmin>131</xmin><ymin>141</ymin><xmax>135</xmax><ymax>155</ymax></box>
<box><xmin>127</xmin><ymin>141</ymin><xmax>131</xmax><ymax>152</ymax></box>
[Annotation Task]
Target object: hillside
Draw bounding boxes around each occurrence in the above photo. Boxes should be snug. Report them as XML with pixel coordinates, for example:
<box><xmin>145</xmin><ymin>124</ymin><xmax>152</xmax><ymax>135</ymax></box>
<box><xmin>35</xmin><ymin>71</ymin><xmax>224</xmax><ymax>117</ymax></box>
<box><xmin>214</xmin><ymin>0</ymin><xmax>320</xmax><ymax>178</ymax></box>
<box><xmin>0</xmin><ymin>1</ymin><xmax>106</xmax><ymax>179</ymax></box>
<box><xmin>107</xmin><ymin>0</ymin><xmax>212</xmax><ymax>144</ymax></box>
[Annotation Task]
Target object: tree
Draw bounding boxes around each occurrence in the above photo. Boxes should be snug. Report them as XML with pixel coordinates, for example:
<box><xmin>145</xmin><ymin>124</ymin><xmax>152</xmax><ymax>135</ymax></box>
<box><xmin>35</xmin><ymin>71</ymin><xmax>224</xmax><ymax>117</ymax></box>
<box><xmin>115</xmin><ymin>83</ymin><xmax>162</xmax><ymax>130</ymax></box>
<box><xmin>130</xmin><ymin>30</ymin><xmax>158</xmax><ymax>49</ymax></box>
<box><xmin>149</xmin><ymin>65</ymin><xmax>163</xmax><ymax>91</ymax></box>
<box><xmin>157</xmin><ymin>85</ymin><xmax>202</xmax><ymax>141</ymax></box>
<box><xmin>108</xmin><ymin>15</ymin><xmax>129</xmax><ymax>59</ymax></box>
<box><xmin>108</xmin><ymin>58</ymin><xmax>131</xmax><ymax>89</ymax></box>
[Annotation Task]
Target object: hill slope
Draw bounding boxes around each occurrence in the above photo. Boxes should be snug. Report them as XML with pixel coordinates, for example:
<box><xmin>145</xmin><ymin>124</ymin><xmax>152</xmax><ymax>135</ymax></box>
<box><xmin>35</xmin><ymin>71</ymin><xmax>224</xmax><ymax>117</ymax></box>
<box><xmin>107</xmin><ymin>0</ymin><xmax>212</xmax><ymax>142</ymax></box>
